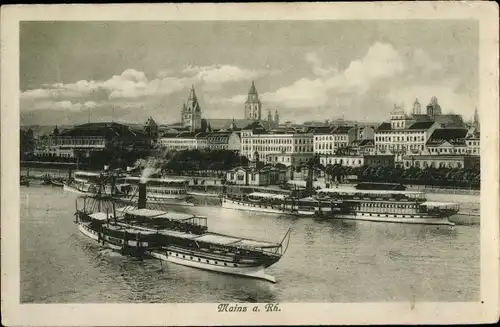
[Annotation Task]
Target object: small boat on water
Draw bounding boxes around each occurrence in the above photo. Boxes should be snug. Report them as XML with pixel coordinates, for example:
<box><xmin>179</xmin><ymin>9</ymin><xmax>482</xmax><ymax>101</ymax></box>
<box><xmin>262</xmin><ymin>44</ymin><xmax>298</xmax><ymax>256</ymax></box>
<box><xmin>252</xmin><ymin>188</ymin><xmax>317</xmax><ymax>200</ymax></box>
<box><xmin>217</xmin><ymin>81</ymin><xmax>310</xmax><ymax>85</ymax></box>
<box><xmin>63</xmin><ymin>171</ymin><xmax>103</xmax><ymax>194</ymax></box>
<box><xmin>64</xmin><ymin>170</ymin><xmax>194</xmax><ymax>207</ymax></box>
<box><xmin>74</xmin><ymin>182</ymin><xmax>290</xmax><ymax>283</ymax></box>
<box><xmin>51</xmin><ymin>179</ymin><xmax>64</xmax><ymax>187</ymax></box>
<box><xmin>221</xmin><ymin>183</ymin><xmax>458</xmax><ymax>226</ymax></box>
<box><xmin>40</xmin><ymin>175</ymin><xmax>52</xmax><ymax>185</ymax></box>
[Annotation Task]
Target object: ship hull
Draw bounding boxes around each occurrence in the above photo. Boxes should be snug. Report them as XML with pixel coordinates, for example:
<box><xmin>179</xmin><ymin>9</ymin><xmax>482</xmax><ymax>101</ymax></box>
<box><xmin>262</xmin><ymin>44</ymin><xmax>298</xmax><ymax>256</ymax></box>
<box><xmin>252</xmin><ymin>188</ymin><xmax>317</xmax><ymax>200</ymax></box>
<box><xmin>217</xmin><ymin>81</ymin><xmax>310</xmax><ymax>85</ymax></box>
<box><xmin>147</xmin><ymin>248</ymin><xmax>276</xmax><ymax>283</ymax></box>
<box><xmin>113</xmin><ymin>195</ymin><xmax>194</xmax><ymax>207</ymax></box>
<box><xmin>221</xmin><ymin>197</ymin><xmax>314</xmax><ymax>216</ymax></box>
<box><xmin>64</xmin><ymin>183</ymin><xmax>91</xmax><ymax>194</ymax></box>
<box><xmin>76</xmin><ymin>221</ymin><xmax>279</xmax><ymax>283</ymax></box>
<box><xmin>329</xmin><ymin>212</ymin><xmax>454</xmax><ymax>226</ymax></box>
<box><xmin>78</xmin><ymin>222</ymin><xmax>100</xmax><ymax>241</ymax></box>
<box><xmin>187</xmin><ymin>191</ymin><xmax>220</xmax><ymax>198</ymax></box>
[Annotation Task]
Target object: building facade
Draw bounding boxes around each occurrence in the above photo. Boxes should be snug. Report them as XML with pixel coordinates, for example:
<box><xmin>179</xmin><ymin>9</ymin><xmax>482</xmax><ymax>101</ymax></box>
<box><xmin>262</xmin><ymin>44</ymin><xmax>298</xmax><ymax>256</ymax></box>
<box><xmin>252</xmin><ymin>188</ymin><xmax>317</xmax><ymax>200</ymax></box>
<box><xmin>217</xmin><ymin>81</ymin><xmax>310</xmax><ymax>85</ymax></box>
<box><xmin>159</xmin><ymin>132</ymin><xmax>208</xmax><ymax>151</ymax></box>
<box><xmin>374</xmin><ymin>106</ymin><xmax>439</xmax><ymax>165</ymax></box>
<box><xmin>402</xmin><ymin>155</ymin><xmax>480</xmax><ymax>170</ymax></box>
<box><xmin>424</xmin><ymin>128</ymin><xmax>468</xmax><ymax>155</ymax></box>
<box><xmin>240</xmin><ymin>128</ymin><xmax>314</xmax><ymax>166</ymax></box>
<box><xmin>206</xmin><ymin>131</ymin><xmax>241</xmax><ymax>151</ymax></box>
<box><xmin>319</xmin><ymin>154</ymin><xmax>394</xmax><ymax>168</ymax></box>
<box><xmin>37</xmin><ymin>123</ymin><xmax>150</xmax><ymax>159</ymax></box>
<box><xmin>226</xmin><ymin>166</ymin><xmax>288</xmax><ymax>186</ymax></box>
<box><xmin>465</xmin><ymin>126</ymin><xmax>480</xmax><ymax>156</ymax></box>
<box><xmin>313</xmin><ymin>126</ymin><xmax>357</xmax><ymax>156</ymax></box>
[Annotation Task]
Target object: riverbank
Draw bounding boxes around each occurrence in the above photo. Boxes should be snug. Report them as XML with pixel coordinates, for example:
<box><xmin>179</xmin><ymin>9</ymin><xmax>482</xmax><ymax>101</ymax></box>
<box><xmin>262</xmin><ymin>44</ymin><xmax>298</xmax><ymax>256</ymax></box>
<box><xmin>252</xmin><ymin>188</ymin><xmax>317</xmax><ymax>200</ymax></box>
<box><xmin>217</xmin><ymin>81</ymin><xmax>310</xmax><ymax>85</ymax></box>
<box><xmin>20</xmin><ymin>167</ymin><xmax>480</xmax><ymax>207</ymax></box>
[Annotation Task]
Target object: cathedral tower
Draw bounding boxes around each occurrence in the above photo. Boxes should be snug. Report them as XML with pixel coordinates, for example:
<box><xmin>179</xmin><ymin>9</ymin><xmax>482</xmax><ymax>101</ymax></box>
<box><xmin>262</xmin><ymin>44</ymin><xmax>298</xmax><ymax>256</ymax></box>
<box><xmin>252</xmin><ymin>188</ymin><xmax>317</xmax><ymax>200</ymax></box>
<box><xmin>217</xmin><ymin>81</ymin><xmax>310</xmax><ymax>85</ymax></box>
<box><xmin>244</xmin><ymin>81</ymin><xmax>262</xmax><ymax>120</ymax></box>
<box><xmin>274</xmin><ymin>109</ymin><xmax>280</xmax><ymax>125</ymax></box>
<box><xmin>183</xmin><ymin>85</ymin><xmax>202</xmax><ymax>131</ymax></box>
<box><xmin>426</xmin><ymin>96</ymin><xmax>442</xmax><ymax>118</ymax></box>
<box><xmin>412</xmin><ymin>98</ymin><xmax>421</xmax><ymax>115</ymax></box>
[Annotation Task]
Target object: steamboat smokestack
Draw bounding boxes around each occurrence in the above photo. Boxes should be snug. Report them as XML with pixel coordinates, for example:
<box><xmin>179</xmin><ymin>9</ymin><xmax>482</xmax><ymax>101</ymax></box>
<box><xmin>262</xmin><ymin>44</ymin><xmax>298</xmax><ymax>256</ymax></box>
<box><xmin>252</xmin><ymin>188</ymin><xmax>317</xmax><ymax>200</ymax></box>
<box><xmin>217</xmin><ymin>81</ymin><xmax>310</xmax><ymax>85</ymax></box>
<box><xmin>138</xmin><ymin>182</ymin><xmax>147</xmax><ymax>209</ymax></box>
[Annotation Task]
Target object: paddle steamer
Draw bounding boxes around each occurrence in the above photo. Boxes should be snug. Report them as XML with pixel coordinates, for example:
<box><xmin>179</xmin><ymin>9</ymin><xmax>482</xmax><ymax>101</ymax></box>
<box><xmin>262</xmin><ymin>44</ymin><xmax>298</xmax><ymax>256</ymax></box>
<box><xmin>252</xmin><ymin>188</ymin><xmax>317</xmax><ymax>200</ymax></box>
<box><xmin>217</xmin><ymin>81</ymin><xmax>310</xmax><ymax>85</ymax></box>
<box><xmin>118</xmin><ymin>176</ymin><xmax>193</xmax><ymax>207</ymax></box>
<box><xmin>312</xmin><ymin>185</ymin><xmax>459</xmax><ymax>226</ymax></box>
<box><xmin>221</xmin><ymin>182</ymin><xmax>458</xmax><ymax>226</ymax></box>
<box><xmin>74</xmin><ymin>181</ymin><xmax>290</xmax><ymax>283</ymax></box>
<box><xmin>221</xmin><ymin>192</ymin><xmax>317</xmax><ymax>216</ymax></box>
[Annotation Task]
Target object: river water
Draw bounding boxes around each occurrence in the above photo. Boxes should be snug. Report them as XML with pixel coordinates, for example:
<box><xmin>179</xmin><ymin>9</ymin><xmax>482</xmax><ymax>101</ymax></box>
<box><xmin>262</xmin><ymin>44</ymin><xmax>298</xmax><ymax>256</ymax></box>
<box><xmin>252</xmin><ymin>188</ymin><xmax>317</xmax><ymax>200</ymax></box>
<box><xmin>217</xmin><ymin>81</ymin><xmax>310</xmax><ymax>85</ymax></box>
<box><xmin>21</xmin><ymin>185</ymin><xmax>479</xmax><ymax>303</ymax></box>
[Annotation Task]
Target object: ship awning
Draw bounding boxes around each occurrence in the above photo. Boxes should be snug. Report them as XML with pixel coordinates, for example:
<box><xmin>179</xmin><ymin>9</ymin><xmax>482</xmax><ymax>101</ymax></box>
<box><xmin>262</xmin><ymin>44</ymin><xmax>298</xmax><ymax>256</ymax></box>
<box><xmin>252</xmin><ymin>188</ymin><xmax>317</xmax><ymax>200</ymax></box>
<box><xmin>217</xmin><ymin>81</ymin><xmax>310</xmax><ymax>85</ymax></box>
<box><xmin>194</xmin><ymin>233</ymin><xmax>281</xmax><ymax>249</ymax></box>
<box><xmin>194</xmin><ymin>234</ymin><xmax>242</xmax><ymax>245</ymax></box>
<box><xmin>317</xmin><ymin>188</ymin><xmax>423</xmax><ymax>196</ymax></box>
<box><xmin>116</xmin><ymin>207</ymin><xmax>167</xmax><ymax>217</ymax></box>
<box><xmin>74</xmin><ymin>171</ymin><xmax>100</xmax><ymax>177</ymax></box>
<box><xmin>89</xmin><ymin>212</ymin><xmax>111</xmax><ymax>221</ymax></box>
<box><xmin>248</xmin><ymin>192</ymin><xmax>287</xmax><ymax>200</ymax></box>
<box><xmin>421</xmin><ymin>201</ymin><xmax>459</xmax><ymax>208</ymax></box>
<box><xmin>123</xmin><ymin>228</ymin><xmax>157</xmax><ymax>235</ymax></box>
<box><xmin>236</xmin><ymin>239</ymin><xmax>281</xmax><ymax>249</ymax></box>
<box><xmin>158</xmin><ymin>230</ymin><xmax>200</xmax><ymax>239</ymax></box>
<box><xmin>154</xmin><ymin>212</ymin><xmax>197</xmax><ymax>220</ymax></box>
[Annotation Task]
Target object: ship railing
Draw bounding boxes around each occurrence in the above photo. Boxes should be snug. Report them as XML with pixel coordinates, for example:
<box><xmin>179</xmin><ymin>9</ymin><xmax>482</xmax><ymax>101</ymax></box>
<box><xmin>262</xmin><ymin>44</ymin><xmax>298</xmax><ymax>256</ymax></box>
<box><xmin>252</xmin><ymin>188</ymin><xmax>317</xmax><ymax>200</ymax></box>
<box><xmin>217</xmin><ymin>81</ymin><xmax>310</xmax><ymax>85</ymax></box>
<box><xmin>421</xmin><ymin>201</ymin><xmax>460</xmax><ymax>213</ymax></box>
<box><xmin>314</xmin><ymin>192</ymin><xmax>425</xmax><ymax>202</ymax></box>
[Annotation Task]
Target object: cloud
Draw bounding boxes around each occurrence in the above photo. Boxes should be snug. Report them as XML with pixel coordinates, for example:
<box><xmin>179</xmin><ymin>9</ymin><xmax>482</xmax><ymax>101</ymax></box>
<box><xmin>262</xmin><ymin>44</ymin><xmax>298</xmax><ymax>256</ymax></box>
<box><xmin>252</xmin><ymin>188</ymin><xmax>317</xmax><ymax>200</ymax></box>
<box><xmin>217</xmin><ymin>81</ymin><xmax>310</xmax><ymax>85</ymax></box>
<box><xmin>21</xmin><ymin>64</ymin><xmax>267</xmax><ymax>104</ymax></box>
<box><xmin>256</xmin><ymin>42</ymin><xmax>406</xmax><ymax>108</ymax></box>
<box><xmin>386</xmin><ymin>78</ymin><xmax>475</xmax><ymax>117</ymax></box>
<box><xmin>27</xmin><ymin>100</ymin><xmax>98</xmax><ymax>112</ymax></box>
<box><xmin>304</xmin><ymin>52</ymin><xmax>338</xmax><ymax>77</ymax></box>
<box><xmin>183</xmin><ymin>64</ymin><xmax>263</xmax><ymax>85</ymax></box>
<box><xmin>207</xmin><ymin>41</ymin><xmax>475</xmax><ymax>122</ymax></box>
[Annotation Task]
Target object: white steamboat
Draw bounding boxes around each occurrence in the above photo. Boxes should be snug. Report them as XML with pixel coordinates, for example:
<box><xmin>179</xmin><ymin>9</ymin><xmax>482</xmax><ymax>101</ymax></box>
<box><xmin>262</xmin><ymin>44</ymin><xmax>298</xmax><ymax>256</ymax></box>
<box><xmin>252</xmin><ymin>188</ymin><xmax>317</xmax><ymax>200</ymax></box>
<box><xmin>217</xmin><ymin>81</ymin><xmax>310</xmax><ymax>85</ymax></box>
<box><xmin>74</xmin><ymin>183</ymin><xmax>290</xmax><ymax>283</ymax></box>
<box><xmin>118</xmin><ymin>176</ymin><xmax>194</xmax><ymax>207</ymax></box>
<box><xmin>221</xmin><ymin>192</ymin><xmax>316</xmax><ymax>217</ymax></box>
<box><xmin>313</xmin><ymin>186</ymin><xmax>459</xmax><ymax>226</ymax></box>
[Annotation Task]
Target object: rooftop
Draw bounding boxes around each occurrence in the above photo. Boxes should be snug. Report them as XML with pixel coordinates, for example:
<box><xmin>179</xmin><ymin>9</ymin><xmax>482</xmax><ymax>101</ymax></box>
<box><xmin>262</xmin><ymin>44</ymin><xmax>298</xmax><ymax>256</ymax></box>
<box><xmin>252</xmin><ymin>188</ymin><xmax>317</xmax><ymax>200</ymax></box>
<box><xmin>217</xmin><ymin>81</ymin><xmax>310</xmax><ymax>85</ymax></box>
<box><xmin>426</xmin><ymin>128</ymin><xmax>468</xmax><ymax>146</ymax></box>
<box><xmin>59</xmin><ymin>122</ymin><xmax>147</xmax><ymax>138</ymax></box>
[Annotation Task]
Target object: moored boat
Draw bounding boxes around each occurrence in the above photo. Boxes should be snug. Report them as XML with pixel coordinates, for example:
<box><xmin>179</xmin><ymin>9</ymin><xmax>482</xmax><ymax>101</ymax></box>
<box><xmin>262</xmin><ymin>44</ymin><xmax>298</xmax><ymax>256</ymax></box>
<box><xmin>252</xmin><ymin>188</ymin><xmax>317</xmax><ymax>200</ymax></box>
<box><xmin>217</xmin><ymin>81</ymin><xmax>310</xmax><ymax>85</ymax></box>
<box><xmin>50</xmin><ymin>179</ymin><xmax>64</xmax><ymax>187</ymax></box>
<box><xmin>20</xmin><ymin>177</ymin><xmax>30</xmax><ymax>187</ymax></box>
<box><xmin>221</xmin><ymin>192</ymin><xmax>317</xmax><ymax>217</ymax></box>
<box><xmin>116</xmin><ymin>176</ymin><xmax>194</xmax><ymax>207</ymax></box>
<box><xmin>74</xmin><ymin>182</ymin><xmax>290</xmax><ymax>283</ymax></box>
<box><xmin>313</xmin><ymin>186</ymin><xmax>458</xmax><ymax>226</ymax></box>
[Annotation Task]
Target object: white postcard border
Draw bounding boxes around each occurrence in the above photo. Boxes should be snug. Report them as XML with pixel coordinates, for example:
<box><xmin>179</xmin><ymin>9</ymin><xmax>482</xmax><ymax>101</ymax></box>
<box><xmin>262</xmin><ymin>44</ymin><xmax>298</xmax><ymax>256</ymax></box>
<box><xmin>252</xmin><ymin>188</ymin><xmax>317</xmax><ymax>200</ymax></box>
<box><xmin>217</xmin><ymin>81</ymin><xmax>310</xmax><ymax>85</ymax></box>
<box><xmin>1</xmin><ymin>2</ymin><xmax>499</xmax><ymax>326</ymax></box>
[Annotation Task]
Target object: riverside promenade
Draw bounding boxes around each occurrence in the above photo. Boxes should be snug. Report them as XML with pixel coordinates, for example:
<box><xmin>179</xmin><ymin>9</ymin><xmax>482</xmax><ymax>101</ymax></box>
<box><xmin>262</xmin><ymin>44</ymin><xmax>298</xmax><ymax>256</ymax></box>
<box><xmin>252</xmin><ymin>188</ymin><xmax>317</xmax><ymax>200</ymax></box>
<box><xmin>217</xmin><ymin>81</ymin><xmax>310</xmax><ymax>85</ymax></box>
<box><xmin>20</xmin><ymin>167</ymin><xmax>479</xmax><ymax>218</ymax></box>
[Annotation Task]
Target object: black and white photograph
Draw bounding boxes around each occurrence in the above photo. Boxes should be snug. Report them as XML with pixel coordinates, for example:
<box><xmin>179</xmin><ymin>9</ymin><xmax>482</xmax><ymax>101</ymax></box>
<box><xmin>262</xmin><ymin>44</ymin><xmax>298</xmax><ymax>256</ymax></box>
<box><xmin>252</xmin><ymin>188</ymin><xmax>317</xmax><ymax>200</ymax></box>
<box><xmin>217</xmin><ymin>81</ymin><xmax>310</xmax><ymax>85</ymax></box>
<box><xmin>2</xmin><ymin>2</ymin><xmax>499</xmax><ymax>326</ymax></box>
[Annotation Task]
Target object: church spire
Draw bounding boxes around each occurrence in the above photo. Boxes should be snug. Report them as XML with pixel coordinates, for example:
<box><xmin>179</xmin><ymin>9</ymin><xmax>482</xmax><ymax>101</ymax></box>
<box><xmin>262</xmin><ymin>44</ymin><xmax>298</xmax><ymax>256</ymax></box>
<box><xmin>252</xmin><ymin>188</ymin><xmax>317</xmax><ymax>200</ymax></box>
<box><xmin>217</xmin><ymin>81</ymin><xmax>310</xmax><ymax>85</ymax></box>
<box><xmin>412</xmin><ymin>98</ymin><xmax>421</xmax><ymax>115</ymax></box>
<box><xmin>473</xmin><ymin>107</ymin><xmax>479</xmax><ymax>127</ymax></box>
<box><xmin>246</xmin><ymin>81</ymin><xmax>259</xmax><ymax>102</ymax></box>
<box><xmin>244</xmin><ymin>81</ymin><xmax>262</xmax><ymax>120</ymax></box>
<box><xmin>184</xmin><ymin>85</ymin><xmax>202</xmax><ymax>131</ymax></box>
<box><xmin>188</xmin><ymin>84</ymin><xmax>197</xmax><ymax>101</ymax></box>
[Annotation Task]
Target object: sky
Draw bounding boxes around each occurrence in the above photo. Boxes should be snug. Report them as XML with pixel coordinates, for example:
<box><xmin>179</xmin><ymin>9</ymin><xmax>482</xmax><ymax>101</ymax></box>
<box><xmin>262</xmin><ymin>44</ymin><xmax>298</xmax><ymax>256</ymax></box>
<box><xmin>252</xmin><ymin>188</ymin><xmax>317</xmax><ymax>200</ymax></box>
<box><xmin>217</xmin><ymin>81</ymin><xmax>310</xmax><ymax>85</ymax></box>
<box><xmin>20</xmin><ymin>20</ymin><xmax>478</xmax><ymax>126</ymax></box>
